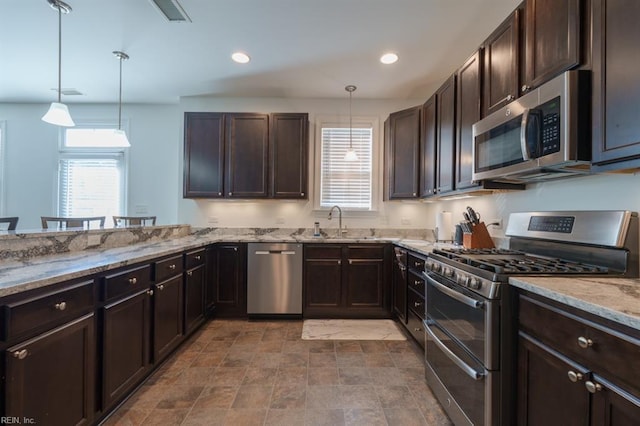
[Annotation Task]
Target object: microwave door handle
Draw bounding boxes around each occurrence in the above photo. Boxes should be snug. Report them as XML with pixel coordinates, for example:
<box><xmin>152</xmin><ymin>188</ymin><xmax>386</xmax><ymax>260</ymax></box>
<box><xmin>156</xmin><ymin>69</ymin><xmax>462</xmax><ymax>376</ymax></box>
<box><xmin>423</xmin><ymin>272</ymin><xmax>484</xmax><ymax>309</ymax></box>
<box><xmin>520</xmin><ymin>108</ymin><xmax>532</xmax><ymax>161</ymax></box>
<box><xmin>425</xmin><ymin>321</ymin><xmax>485</xmax><ymax>381</ymax></box>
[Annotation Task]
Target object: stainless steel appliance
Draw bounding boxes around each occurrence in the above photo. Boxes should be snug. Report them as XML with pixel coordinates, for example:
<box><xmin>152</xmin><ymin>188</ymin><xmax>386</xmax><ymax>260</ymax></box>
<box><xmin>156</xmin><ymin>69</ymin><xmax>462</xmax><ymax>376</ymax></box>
<box><xmin>247</xmin><ymin>243</ymin><xmax>303</xmax><ymax>316</ymax></box>
<box><xmin>423</xmin><ymin>210</ymin><xmax>639</xmax><ymax>426</ymax></box>
<box><xmin>472</xmin><ymin>70</ymin><xmax>590</xmax><ymax>183</ymax></box>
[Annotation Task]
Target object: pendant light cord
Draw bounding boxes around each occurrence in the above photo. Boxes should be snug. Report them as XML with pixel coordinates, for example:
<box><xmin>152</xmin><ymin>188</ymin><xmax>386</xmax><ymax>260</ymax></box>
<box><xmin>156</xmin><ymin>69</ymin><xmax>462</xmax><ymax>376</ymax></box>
<box><xmin>118</xmin><ymin>55</ymin><xmax>123</xmax><ymax>130</ymax></box>
<box><xmin>349</xmin><ymin>89</ymin><xmax>353</xmax><ymax>150</ymax></box>
<box><xmin>57</xmin><ymin>4</ymin><xmax>62</xmax><ymax>103</ymax></box>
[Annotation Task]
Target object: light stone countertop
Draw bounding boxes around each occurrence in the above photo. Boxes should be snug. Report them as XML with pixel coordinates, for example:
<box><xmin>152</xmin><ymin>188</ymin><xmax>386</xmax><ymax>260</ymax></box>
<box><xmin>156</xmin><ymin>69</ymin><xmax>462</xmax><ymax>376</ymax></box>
<box><xmin>509</xmin><ymin>276</ymin><xmax>640</xmax><ymax>331</ymax></box>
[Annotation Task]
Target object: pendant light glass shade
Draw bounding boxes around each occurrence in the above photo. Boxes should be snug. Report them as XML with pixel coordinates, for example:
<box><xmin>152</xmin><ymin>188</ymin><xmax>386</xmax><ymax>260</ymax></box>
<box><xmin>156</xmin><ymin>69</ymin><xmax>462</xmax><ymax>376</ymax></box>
<box><xmin>42</xmin><ymin>0</ymin><xmax>75</xmax><ymax>127</ymax></box>
<box><xmin>344</xmin><ymin>85</ymin><xmax>358</xmax><ymax>162</ymax></box>
<box><xmin>112</xmin><ymin>50</ymin><xmax>130</xmax><ymax>147</ymax></box>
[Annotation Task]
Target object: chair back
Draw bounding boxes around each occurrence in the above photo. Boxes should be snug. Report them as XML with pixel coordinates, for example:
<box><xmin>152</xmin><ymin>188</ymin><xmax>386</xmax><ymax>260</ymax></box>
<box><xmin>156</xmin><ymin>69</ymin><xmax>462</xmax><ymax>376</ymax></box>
<box><xmin>41</xmin><ymin>216</ymin><xmax>106</xmax><ymax>229</ymax></box>
<box><xmin>113</xmin><ymin>216</ymin><xmax>157</xmax><ymax>227</ymax></box>
<box><xmin>0</xmin><ymin>217</ymin><xmax>18</xmax><ymax>231</ymax></box>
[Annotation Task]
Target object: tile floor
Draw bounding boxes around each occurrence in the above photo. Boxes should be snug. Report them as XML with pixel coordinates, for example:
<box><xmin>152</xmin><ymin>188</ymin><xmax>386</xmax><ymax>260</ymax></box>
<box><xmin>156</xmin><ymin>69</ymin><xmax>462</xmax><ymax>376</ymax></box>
<box><xmin>102</xmin><ymin>319</ymin><xmax>452</xmax><ymax>426</ymax></box>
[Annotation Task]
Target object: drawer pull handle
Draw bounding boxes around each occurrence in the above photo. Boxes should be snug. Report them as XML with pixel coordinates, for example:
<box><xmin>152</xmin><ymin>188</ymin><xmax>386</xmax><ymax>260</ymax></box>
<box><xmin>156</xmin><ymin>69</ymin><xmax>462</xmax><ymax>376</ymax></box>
<box><xmin>13</xmin><ymin>349</ymin><xmax>28</xmax><ymax>360</ymax></box>
<box><xmin>195</xmin><ymin>255</ymin><xmax>201</xmax><ymax>260</ymax></box>
<box><xmin>585</xmin><ymin>381</ymin><xmax>603</xmax><ymax>393</ymax></box>
<box><xmin>157</xmin><ymin>284</ymin><xmax>165</xmax><ymax>291</ymax></box>
<box><xmin>147</xmin><ymin>289</ymin><xmax>154</xmax><ymax>296</ymax></box>
<box><xmin>567</xmin><ymin>371</ymin><xmax>583</xmax><ymax>382</ymax></box>
<box><xmin>169</xmin><ymin>264</ymin><xmax>176</xmax><ymax>270</ymax></box>
<box><xmin>129</xmin><ymin>277</ymin><xmax>137</xmax><ymax>285</ymax></box>
<box><xmin>55</xmin><ymin>302</ymin><xmax>67</xmax><ymax>311</ymax></box>
<box><xmin>577</xmin><ymin>336</ymin><xmax>593</xmax><ymax>349</ymax></box>
<box><xmin>187</xmin><ymin>271</ymin><xmax>193</xmax><ymax>276</ymax></box>
<box><xmin>414</xmin><ymin>280</ymin><xmax>421</xmax><ymax>286</ymax></box>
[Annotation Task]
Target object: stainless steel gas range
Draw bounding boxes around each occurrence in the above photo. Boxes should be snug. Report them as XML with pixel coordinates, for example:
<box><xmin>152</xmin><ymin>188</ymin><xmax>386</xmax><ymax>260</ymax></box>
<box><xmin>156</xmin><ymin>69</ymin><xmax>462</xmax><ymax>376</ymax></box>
<box><xmin>422</xmin><ymin>210</ymin><xmax>639</xmax><ymax>426</ymax></box>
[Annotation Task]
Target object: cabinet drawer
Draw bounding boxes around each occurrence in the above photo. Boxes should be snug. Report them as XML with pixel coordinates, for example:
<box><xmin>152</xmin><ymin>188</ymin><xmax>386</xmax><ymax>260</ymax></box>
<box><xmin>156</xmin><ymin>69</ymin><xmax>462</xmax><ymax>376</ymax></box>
<box><xmin>305</xmin><ymin>245</ymin><xmax>342</xmax><ymax>259</ymax></box>
<box><xmin>408</xmin><ymin>270</ymin><xmax>425</xmax><ymax>295</ymax></box>
<box><xmin>407</xmin><ymin>253</ymin><xmax>426</xmax><ymax>271</ymax></box>
<box><xmin>407</xmin><ymin>287</ymin><xmax>425</xmax><ymax>319</ymax></box>
<box><xmin>346</xmin><ymin>245</ymin><xmax>385</xmax><ymax>259</ymax></box>
<box><xmin>155</xmin><ymin>255</ymin><xmax>184</xmax><ymax>282</ymax></box>
<box><xmin>3</xmin><ymin>280</ymin><xmax>94</xmax><ymax>341</ymax></box>
<box><xmin>184</xmin><ymin>249</ymin><xmax>205</xmax><ymax>269</ymax></box>
<box><xmin>519</xmin><ymin>294</ymin><xmax>640</xmax><ymax>394</ymax></box>
<box><xmin>407</xmin><ymin>310</ymin><xmax>425</xmax><ymax>348</ymax></box>
<box><xmin>103</xmin><ymin>264</ymin><xmax>152</xmax><ymax>301</ymax></box>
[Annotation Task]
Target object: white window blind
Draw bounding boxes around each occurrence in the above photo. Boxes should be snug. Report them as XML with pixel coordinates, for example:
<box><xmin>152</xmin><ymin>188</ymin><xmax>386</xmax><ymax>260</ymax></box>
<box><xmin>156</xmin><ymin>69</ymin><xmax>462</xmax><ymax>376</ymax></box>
<box><xmin>320</xmin><ymin>126</ymin><xmax>373</xmax><ymax>209</ymax></box>
<box><xmin>58</xmin><ymin>155</ymin><xmax>124</xmax><ymax>217</ymax></box>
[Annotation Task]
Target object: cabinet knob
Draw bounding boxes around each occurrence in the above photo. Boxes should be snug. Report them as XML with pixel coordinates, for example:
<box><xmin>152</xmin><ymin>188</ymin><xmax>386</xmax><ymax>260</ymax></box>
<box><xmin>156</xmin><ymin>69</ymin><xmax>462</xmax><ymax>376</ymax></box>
<box><xmin>55</xmin><ymin>301</ymin><xmax>67</xmax><ymax>311</ymax></box>
<box><xmin>337</xmin><ymin>260</ymin><xmax>342</xmax><ymax>265</ymax></box>
<box><xmin>218</xmin><ymin>192</ymin><xmax>222</xmax><ymax>196</ymax></box>
<box><xmin>521</xmin><ymin>84</ymin><xmax>531</xmax><ymax>93</ymax></box>
<box><xmin>195</xmin><ymin>255</ymin><xmax>201</xmax><ymax>260</ymax></box>
<box><xmin>414</xmin><ymin>327</ymin><xmax>422</xmax><ymax>332</ymax></box>
<box><xmin>567</xmin><ymin>371</ymin><xmax>583</xmax><ymax>382</ymax></box>
<box><xmin>301</xmin><ymin>192</ymin><xmax>305</xmax><ymax>196</ymax></box>
<box><xmin>169</xmin><ymin>264</ymin><xmax>176</xmax><ymax>270</ymax></box>
<box><xmin>128</xmin><ymin>277</ymin><xmax>137</xmax><ymax>285</ymax></box>
<box><xmin>585</xmin><ymin>381</ymin><xmax>603</xmax><ymax>393</ymax></box>
<box><xmin>577</xmin><ymin>336</ymin><xmax>593</xmax><ymax>349</ymax></box>
<box><xmin>414</xmin><ymin>301</ymin><xmax>422</xmax><ymax>308</ymax></box>
<box><xmin>412</xmin><ymin>192</ymin><xmax>417</xmax><ymax>196</ymax></box>
<box><xmin>187</xmin><ymin>271</ymin><xmax>193</xmax><ymax>276</ymax></box>
<box><xmin>157</xmin><ymin>284</ymin><xmax>165</xmax><ymax>291</ymax></box>
<box><xmin>228</xmin><ymin>192</ymin><xmax>232</xmax><ymax>196</ymax></box>
<box><xmin>13</xmin><ymin>349</ymin><xmax>28</xmax><ymax>360</ymax></box>
<box><xmin>506</xmin><ymin>94</ymin><xmax>515</xmax><ymax>102</ymax></box>
<box><xmin>414</xmin><ymin>280</ymin><xmax>421</xmax><ymax>286</ymax></box>
<box><xmin>147</xmin><ymin>289</ymin><xmax>154</xmax><ymax>296</ymax></box>
<box><xmin>233</xmin><ymin>247</ymin><xmax>238</xmax><ymax>252</ymax></box>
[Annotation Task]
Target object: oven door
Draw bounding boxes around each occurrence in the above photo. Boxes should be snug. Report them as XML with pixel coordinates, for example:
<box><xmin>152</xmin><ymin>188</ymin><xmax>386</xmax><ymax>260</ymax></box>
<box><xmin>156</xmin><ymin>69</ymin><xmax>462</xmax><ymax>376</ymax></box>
<box><xmin>424</xmin><ymin>319</ymin><xmax>499</xmax><ymax>426</ymax></box>
<box><xmin>424</xmin><ymin>271</ymin><xmax>499</xmax><ymax>370</ymax></box>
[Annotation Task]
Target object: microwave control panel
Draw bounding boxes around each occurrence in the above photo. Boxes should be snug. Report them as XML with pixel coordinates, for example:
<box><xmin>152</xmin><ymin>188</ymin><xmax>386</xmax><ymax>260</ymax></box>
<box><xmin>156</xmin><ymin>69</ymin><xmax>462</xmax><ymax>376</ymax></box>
<box><xmin>540</xmin><ymin>96</ymin><xmax>561</xmax><ymax>155</ymax></box>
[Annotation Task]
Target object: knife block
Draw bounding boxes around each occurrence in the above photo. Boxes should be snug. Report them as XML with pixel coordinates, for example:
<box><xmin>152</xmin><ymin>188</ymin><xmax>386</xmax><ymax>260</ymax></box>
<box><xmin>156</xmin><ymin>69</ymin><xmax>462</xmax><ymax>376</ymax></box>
<box><xmin>463</xmin><ymin>222</ymin><xmax>495</xmax><ymax>249</ymax></box>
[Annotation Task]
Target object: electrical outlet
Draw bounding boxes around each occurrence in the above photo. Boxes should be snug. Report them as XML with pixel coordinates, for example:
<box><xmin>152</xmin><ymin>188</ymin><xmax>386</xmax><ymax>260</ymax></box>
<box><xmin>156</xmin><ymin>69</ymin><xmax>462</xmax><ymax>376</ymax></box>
<box><xmin>488</xmin><ymin>218</ymin><xmax>503</xmax><ymax>229</ymax></box>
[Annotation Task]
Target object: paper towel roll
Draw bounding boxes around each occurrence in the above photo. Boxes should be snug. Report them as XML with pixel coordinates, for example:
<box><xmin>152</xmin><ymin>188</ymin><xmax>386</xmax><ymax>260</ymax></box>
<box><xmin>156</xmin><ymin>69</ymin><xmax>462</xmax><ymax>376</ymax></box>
<box><xmin>436</xmin><ymin>211</ymin><xmax>453</xmax><ymax>241</ymax></box>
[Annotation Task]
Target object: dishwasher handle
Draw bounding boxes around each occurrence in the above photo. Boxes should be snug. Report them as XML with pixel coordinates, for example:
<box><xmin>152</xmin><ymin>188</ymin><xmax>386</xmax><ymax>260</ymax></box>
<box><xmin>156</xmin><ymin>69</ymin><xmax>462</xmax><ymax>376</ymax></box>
<box><xmin>254</xmin><ymin>250</ymin><xmax>298</xmax><ymax>255</ymax></box>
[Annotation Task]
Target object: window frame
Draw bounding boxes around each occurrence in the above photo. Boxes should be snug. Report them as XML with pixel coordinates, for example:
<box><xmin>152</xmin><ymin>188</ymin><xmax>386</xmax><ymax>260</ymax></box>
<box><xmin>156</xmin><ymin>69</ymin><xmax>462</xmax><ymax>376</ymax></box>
<box><xmin>0</xmin><ymin>121</ymin><xmax>5</xmax><ymax>216</ymax></box>
<box><xmin>56</xmin><ymin>119</ymin><xmax>130</xmax><ymax>218</ymax></box>
<box><xmin>313</xmin><ymin>115</ymin><xmax>381</xmax><ymax>214</ymax></box>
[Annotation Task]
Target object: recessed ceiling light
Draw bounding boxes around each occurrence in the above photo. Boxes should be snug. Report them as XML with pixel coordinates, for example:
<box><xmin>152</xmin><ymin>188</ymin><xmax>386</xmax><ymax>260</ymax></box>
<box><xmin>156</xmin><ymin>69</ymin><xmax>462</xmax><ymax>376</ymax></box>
<box><xmin>231</xmin><ymin>52</ymin><xmax>251</xmax><ymax>64</ymax></box>
<box><xmin>380</xmin><ymin>52</ymin><xmax>399</xmax><ymax>65</ymax></box>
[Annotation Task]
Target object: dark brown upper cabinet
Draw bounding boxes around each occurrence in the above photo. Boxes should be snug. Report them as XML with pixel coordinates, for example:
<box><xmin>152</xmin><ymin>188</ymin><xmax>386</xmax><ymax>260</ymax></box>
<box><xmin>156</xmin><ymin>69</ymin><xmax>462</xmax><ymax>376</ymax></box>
<box><xmin>483</xmin><ymin>9</ymin><xmax>521</xmax><ymax>116</ymax></box>
<box><xmin>456</xmin><ymin>50</ymin><xmax>483</xmax><ymax>191</ymax></box>
<box><xmin>435</xmin><ymin>75</ymin><xmax>456</xmax><ymax>195</ymax></box>
<box><xmin>270</xmin><ymin>113</ymin><xmax>309</xmax><ymax>199</ymax></box>
<box><xmin>183</xmin><ymin>112</ymin><xmax>225</xmax><ymax>198</ymax></box>
<box><xmin>591</xmin><ymin>0</ymin><xmax>640</xmax><ymax>171</ymax></box>
<box><xmin>521</xmin><ymin>0</ymin><xmax>581</xmax><ymax>94</ymax></box>
<box><xmin>420</xmin><ymin>94</ymin><xmax>437</xmax><ymax>197</ymax></box>
<box><xmin>385</xmin><ymin>106</ymin><xmax>421</xmax><ymax>199</ymax></box>
<box><xmin>225</xmin><ymin>113</ymin><xmax>269</xmax><ymax>198</ymax></box>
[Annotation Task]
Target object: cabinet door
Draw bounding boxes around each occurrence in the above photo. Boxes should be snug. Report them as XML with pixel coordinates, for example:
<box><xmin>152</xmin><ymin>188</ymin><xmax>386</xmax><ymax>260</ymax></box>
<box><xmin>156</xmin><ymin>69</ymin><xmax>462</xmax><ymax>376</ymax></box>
<box><xmin>102</xmin><ymin>289</ymin><xmax>152</xmax><ymax>409</ymax></box>
<box><xmin>522</xmin><ymin>0</ymin><xmax>581</xmax><ymax>93</ymax></box>
<box><xmin>184</xmin><ymin>264</ymin><xmax>205</xmax><ymax>334</ymax></box>
<box><xmin>590</xmin><ymin>374</ymin><xmax>640</xmax><ymax>426</ymax></box>
<box><xmin>392</xmin><ymin>257</ymin><xmax>407</xmax><ymax>323</ymax></box>
<box><xmin>345</xmin><ymin>257</ymin><xmax>385</xmax><ymax>310</ymax></box>
<box><xmin>225</xmin><ymin>113</ymin><xmax>269</xmax><ymax>198</ymax></box>
<box><xmin>5</xmin><ymin>314</ymin><xmax>95</xmax><ymax>426</ymax></box>
<box><xmin>386</xmin><ymin>106</ymin><xmax>421</xmax><ymax>199</ymax></box>
<box><xmin>213</xmin><ymin>244</ymin><xmax>247</xmax><ymax>317</ymax></box>
<box><xmin>183</xmin><ymin>112</ymin><xmax>225</xmax><ymax>198</ymax></box>
<box><xmin>591</xmin><ymin>0</ymin><xmax>640</xmax><ymax>168</ymax></box>
<box><xmin>304</xmin><ymin>258</ymin><xmax>343</xmax><ymax>314</ymax></box>
<box><xmin>153</xmin><ymin>275</ymin><xmax>184</xmax><ymax>363</ymax></box>
<box><xmin>420</xmin><ymin>94</ymin><xmax>437</xmax><ymax>197</ymax></box>
<box><xmin>204</xmin><ymin>245</ymin><xmax>217</xmax><ymax>313</ymax></box>
<box><xmin>270</xmin><ymin>113</ymin><xmax>308</xmax><ymax>199</ymax></box>
<box><xmin>436</xmin><ymin>75</ymin><xmax>456</xmax><ymax>194</ymax></box>
<box><xmin>483</xmin><ymin>9</ymin><xmax>520</xmax><ymax>115</ymax></box>
<box><xmin>517</xmin><ymin>333</ymin><xmax>590</xmax><ymax>426</ymax></box>
<box><xmin>456</xmin><ymin>50</ymin><xmax>482</xmax><ymax>190</ymax></box>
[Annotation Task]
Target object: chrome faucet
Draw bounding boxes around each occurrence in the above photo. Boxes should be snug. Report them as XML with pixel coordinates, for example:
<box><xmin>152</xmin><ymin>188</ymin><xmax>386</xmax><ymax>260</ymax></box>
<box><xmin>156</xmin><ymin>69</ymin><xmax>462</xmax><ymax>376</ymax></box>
<box><xmin>328</xmin><ymin>205</ymin><xmax>343</xmax><ymax>237</ymax></box>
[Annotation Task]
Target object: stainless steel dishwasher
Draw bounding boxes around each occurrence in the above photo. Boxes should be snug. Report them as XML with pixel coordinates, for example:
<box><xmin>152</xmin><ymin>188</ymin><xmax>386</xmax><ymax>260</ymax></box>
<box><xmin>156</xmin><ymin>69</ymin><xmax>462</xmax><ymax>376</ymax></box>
<box><xmin>247</xmin><ymin>243</ymin><xmax>303</xmax><ymax>316</ymax></box>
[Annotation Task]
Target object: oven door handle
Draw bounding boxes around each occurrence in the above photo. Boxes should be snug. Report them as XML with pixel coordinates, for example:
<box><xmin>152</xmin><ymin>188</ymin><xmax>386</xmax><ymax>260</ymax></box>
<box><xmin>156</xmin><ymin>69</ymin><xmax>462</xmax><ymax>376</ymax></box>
<box><xmin>423</xmin><ymin>272</ymin><xmax>484</xmax><ymax>309</ymax></box>
<box><xmin>425</xmin><ymin>322</ymin><xmax>485</xmax><ymax>381</ymax></box>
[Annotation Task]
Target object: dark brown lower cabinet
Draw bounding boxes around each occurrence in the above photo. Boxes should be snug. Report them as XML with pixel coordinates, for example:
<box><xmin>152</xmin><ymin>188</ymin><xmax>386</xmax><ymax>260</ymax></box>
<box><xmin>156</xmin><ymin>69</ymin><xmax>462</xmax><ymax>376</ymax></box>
<box><xmin>209</xmin><ymin>244</ymin><xmax>247</xmax><ymax>317</ymax></box>
<box><xmin>153</xmin><ymin>274</ymin><xmax>184</xmax><ymax>363</ymax></box>
<box><xmin>184</xmin><ymin>264</ymin><xmax>205</xmax><ymax>333</ymax></box>
<box><xmin>4</xmin><ymin>314</ymin><xmax>95</xmax><ymax>425</ymax></box>
<box><xmin>391</xmin><ymin>248</ymin><xmax>408</xmax><ymax>323</ymax></box>
<box><xmin>102</xmin><ymin>289</ymin><xmax>152</xmax><ymax>410</ymax></box>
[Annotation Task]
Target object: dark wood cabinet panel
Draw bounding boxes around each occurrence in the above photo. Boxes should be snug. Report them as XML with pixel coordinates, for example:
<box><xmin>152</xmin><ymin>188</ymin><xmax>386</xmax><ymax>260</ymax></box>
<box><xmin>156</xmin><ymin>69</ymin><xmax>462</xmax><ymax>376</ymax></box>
<box><xmin>522</xmin><ymin>0</ymin><xmax>581</xmax><ymax>93</ymax></box>
<box><xmin>456</xmin><ymin>50</ymin><xmax>482</xmax><ymax>190</ymax></box>
<box><xmin>385</xmin><ymin>106</ymin><xmax>421</xmax><ymax>199</ymax></box>
<box><xmin>183</xmin><ymin>112</ymin><xmax>225</xmax><ymax>198</ymax></box>
<box><xmin>345</xmin><ymin>258</ymin><xmax>385</xmax><ymax>309</ymax></box>
<box><xmin>5</xmin><ymin>314</ymin><xmax>95</xmax><ymax>426</ymax></box>
<box><xmin>591</xmin><ymin>0</ymin><xmax>640</xmax><ymax>169</ymax></box>
<box><xmin>483</xmin><ymin>9</ymin><xmax>520</xmax><ymax>115</ymax></box>
<box><xmin>153</xmin><ymin>275</ymin><xmax>183</xmax><ymax>363</ymax></box>
<box><xmin>420</xmin><ymin>94</ymin><xmax>437</xmax><ymax>197</ymax></box>
<box><xmin>225</xmin><ymin>113</ymin><xmax>269</xmax><ymax>198</ymax></box>
<box><xmin>184</xmin><ymin>264</ymin><xmax>205</xmax><ymax>334</ymax></box>
<box><xmin>392</xmin><ymin>248</ymin><xmax>407</xmax><ymax>323</ymax></box>
<box><xmin>304</xmin><ymin>259</ymin><xmax>343</xmax><ymax>310</ymax></box>
<box><xmin>211</xmin><ymin>244</ymin><xmax>246</xmax><ymax>317</ymax></box>
<box><xmin>436</xmin><ymin>75</ymin><xmax>456</xmax><ymax>194</ymax></box>
<box><xmin>102</xmin><ymin>289</ymin><xmax>151</xmax><ymax>409</ymax></box>
<box><xmin>270</xmin><ymin>113</ymin><xmax>308</xmax><ymax>199</ymax></box>
<box><xmin>591</xmin><ymin>374</ymin><xmax>640</xmax><ymax>426</ymax></box>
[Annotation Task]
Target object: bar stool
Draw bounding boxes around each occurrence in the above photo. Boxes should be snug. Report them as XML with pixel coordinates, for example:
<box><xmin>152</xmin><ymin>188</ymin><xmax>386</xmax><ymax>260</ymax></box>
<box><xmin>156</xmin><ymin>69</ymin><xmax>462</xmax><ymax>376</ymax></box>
<box><xmin>0</xmin><ymin>216</ymin><xmax>18</xmax><ymax>231</ymax></box>
<box><xmin>113</xmin><ymin>216</ymin><xmax>157</xmax><ymax>227</ymax></box>
<box><xmin>41</xmin><ymin>216</ymin><xmax>106</xmax><ymax>229</ymax></box>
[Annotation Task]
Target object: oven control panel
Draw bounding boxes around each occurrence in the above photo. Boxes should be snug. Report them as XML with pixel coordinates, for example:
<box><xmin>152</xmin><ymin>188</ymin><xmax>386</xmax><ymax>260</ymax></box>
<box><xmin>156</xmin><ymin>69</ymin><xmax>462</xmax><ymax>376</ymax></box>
<box><xmin>425</xmin><ymin>258</ymin><xmax>501</xmax><ymax>299</ymax></box>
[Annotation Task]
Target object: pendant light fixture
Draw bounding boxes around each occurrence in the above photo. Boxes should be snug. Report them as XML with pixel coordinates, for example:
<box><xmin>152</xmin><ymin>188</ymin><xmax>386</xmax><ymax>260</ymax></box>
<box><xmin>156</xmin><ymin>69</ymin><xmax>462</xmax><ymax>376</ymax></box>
<box><xmin>111</xmin><ymin>50</ymin><xmax>131</xmax><ymax>147</ymax></box>
<box><xmin>42</xmin><ymin>0</ymin><xmax>75</xmax><ymax>127</ymax></box>
<box><xmin>344</xmin><ymin>85</ymin><xmax>358</xmax><ymax>162</ymax></box>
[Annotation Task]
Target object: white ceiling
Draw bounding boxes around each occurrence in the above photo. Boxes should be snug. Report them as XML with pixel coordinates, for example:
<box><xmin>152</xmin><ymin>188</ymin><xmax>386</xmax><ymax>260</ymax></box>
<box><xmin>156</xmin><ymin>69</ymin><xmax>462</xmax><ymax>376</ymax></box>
<box><xmin>1</xmin><ymin>0</ymin><xmax>521</xmax><ymax>104</ymax></box>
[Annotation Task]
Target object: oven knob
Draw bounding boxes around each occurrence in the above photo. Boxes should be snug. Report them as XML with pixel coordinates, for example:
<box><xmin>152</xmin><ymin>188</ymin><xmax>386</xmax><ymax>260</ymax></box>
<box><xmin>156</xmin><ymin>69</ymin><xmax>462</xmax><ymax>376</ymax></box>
<box><xmin>443</xmin><ymin>267</ymin><xmax>454</xmax><ymax>278</ymax></box>
<box><xmin>456</xmin><ymin>274</ymin><xmax>467</xmax><ymax>286</ymax></box>
<box><xmin>468</xmin><ymin>278</ymin><xmax>481</xmax><ymax>289</ymax></box>
<box><xmin>430</xmin><ymin>263</ymin><xmax>441</xmax><ymax>273</ymax></box>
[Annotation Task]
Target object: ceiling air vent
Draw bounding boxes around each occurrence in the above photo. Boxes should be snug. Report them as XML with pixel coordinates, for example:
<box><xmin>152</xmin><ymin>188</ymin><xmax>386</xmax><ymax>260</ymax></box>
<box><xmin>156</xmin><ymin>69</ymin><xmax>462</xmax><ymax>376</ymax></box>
<box><xmin>148</xmin><ymin>0</ymin><xmax>191</xmax><ymax>22</ymax></box>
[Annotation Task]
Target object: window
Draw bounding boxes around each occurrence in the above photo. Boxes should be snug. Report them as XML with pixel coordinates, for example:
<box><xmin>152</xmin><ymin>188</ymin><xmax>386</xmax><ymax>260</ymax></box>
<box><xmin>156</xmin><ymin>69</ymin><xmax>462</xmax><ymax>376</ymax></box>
<box><xmin>0</xmin><ymin>121</ymin><xmax>5</xmax><ymax>214</ymax></box>
<box><xmin>58</xmin><ymin>124</ymin><xmax>128</xmax><ymax>218</ymax></box>
<box><xmin>318</xmin><ymin>122</ymin><xmax>374</xmax><ymax>210</ymax></box>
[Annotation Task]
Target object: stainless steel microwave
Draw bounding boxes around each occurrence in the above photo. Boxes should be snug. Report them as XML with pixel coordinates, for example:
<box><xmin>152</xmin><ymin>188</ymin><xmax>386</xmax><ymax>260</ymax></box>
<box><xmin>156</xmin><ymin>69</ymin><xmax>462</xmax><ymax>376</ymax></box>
<box><xmin>472</xmin><ymin>70</ymin><xmax>591</xmax><ymax>183</ymax></box>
